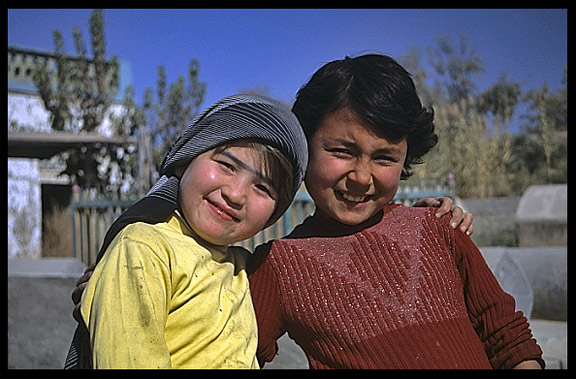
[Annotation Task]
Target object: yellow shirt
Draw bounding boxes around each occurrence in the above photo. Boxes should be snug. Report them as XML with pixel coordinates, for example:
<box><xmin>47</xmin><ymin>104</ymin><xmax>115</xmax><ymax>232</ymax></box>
<box><xmin>80</xmin><ymin>211</ymin><xmax>259</xmax><ymax>369</ymax></box>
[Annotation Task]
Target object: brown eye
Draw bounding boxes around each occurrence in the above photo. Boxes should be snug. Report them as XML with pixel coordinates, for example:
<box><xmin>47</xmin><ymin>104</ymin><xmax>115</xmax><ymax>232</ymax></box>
<box><xmin>214</xmin><ymin>157</ymin><xmax>236</xmax><ymax>172</ymax></box>
<box><xmin>328</xmin><ymin>148</ymin><xmax>352</xmax><ymax>157</ymax></box>
<box><xmin>255</xmin><ymin>183</ymin><xmax>275</xmax><ymax>198</ymax></box>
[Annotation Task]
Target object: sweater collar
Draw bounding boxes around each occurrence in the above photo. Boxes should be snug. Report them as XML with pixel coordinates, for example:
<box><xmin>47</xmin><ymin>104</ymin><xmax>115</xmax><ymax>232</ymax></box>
<box><xmin>288</xmin><ymin>203</ymin><xmax>397</xmax><ymax>239</ymax></box>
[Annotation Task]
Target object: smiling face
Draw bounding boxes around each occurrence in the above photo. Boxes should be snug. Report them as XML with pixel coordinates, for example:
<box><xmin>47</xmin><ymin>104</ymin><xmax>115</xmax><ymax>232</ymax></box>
<box><xmin>304</xmin><ymin>108</ymin><xmax>407</xmax><ymax>226</ymax></box>
<box><xmin>178</xmin><ymin>145</ymin><xmax>279</xmax><ymax>246</ymax></box>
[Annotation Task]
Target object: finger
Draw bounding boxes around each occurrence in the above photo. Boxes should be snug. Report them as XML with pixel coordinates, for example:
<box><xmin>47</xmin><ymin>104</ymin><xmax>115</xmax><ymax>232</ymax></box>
<box><xmin>73</xmin><ymin>303</ymin><xmax>83</xmax><ymax>323</ymax></box>
<box><xmin>83</xmin><ymin>262</ymin><xmax>97</xmax><ymax>274</ymax></box>
<box><xmin>448</xmin><ymin>206</ymin><xmax>464</xmax><ymax>227</ymax></box>
<box><xmin>414</xmin><ymin>197</ymin><xmax>441</xmax><ymax>208</ymax></box>
<box><xmin>75</xmin><ymin>270</ymin><xmax>93</xmax><ymax>287</ymax></box>
<box><xmin>413</xmin><ymin>199</ymin><xmax>425</xmax><ymax>207</ymax></box>
<box><xmin>71</xmin><ymin>282</ymin><xmax>87</xmax><ymax>305</ymax></box>
<box><xmin>435</xmin><ymin>197</ymin><xmax>454</xmax><ymax>217</ymax></box>
<box><xmin>460</xmin><ymin>213</ymin><xmax>474</xmax><ymax>235</ymax></box>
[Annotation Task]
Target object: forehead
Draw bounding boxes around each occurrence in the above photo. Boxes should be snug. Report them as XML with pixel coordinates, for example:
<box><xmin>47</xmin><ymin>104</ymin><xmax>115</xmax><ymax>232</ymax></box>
<box><xmin>216</xmin><ymin>145</ymin><xmax>266</xmax><ymax>167</ymax></box>
<box><xmin>216</xmin><ymin>146</ymin><xmax>274</xmax><ymax>182</ymax></box>
<box><xmin>314</xmin><ymin>108</ymin><xmax>404</xmax><ymax>149</ymax></box>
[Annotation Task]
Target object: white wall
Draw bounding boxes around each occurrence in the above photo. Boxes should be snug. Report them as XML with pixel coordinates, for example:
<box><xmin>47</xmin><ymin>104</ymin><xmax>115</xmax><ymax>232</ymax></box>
<box><xmin>7</xmin><ymin>158</ymin><xmax>43</xmax><ymax>258</ymax></box>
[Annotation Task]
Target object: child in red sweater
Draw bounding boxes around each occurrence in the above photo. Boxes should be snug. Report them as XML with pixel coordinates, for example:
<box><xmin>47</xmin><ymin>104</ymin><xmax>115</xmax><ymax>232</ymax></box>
<box><xmin>247</xmin><ymin>54</ymin><xmax>543</xmax><ymax>369</ymax></box>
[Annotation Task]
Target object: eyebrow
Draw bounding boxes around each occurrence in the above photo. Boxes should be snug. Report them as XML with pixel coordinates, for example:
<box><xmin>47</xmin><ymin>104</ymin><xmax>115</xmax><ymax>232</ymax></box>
<box><xmin>373</xmin><ymin>146</ymin><xmax>403</xmax><ymax>156</ymax></box>
<box><xmin>220</xmin><ymin>151</ymin><xmax>275</xmax><ymax>186</ymax></box>
<box><xmin>329</xmin><ymin>138</ymin><xmax>403</xmax><ymax>156</ymax></box>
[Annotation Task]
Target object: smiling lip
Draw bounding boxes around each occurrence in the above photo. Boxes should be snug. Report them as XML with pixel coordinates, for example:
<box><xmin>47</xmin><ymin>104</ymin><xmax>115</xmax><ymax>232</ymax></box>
<box><xmin>207</xmin><ymin>200</ymin><xmax>240</xmax><ymax>222</ymax></box>
<box><xmin>337</xmin><ymin>191</ymin><xmax>370</xmax><ymax>203</ymax></box>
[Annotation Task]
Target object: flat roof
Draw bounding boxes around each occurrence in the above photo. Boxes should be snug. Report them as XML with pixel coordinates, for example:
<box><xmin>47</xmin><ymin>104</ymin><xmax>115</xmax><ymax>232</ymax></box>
<box><xmin>8</xmin><ymin>131</ymin><xmax>135</xmax><ymax>160</ymax></box>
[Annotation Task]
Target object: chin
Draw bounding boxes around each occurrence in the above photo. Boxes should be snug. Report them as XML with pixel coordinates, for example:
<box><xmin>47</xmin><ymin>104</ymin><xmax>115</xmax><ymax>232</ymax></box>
<box><xmin>331</xmin><ymin>212</ymin><xmax>370</xmax><ymax>226</ymax></box>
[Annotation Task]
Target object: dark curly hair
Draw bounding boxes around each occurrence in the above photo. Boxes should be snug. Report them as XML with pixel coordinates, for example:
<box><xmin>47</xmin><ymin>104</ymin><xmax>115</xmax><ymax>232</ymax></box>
<box><xmin>292</xmin><ymin>54</ymin><xmax>437</xmax><ymax>179</ymax></box>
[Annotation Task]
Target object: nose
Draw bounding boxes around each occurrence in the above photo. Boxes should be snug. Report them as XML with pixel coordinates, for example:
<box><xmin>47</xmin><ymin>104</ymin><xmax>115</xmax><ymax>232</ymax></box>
<box><xmin>221</xmin><ymin>179</ymin><xmax>248</xmax><ymax>209</ymax></box>
<box><xmin>347</xmin><ymin>159</ymin><xmax>373</xmax><ymax>190</ymax></box>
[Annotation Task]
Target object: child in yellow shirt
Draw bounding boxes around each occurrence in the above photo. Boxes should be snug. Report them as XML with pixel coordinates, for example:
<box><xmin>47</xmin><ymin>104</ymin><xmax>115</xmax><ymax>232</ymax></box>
<box><xmin>65</xmin><ymin>94</ymin><xmax>308</xmax><ymax>368</ymax></box>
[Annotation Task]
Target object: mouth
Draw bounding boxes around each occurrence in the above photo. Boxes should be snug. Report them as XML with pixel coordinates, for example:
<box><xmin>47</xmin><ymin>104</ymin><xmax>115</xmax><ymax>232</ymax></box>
<box><xmin>336</xmin><ymin>190</ymin><xmax>370</xmax><ymax>204</ymax></box>
<box><xmin>206</xmin><ymin>199</ymin><xmax>240</xmax><ymax>222</ymax></box>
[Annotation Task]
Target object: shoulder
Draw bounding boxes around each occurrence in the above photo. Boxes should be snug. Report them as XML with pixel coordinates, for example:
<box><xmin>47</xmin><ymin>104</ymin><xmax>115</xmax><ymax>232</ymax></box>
<box><xmin>370</xmin><ymin>204</ymin><xmax>459</xmax><ymax>250</ymax></box>
<box><xmin>116</xmin><ymin>221</ymin><xmax>173</xmax><ymax>249</ymax></box>
<box><xmin>248</xmin><ymin>242</ymin><xmax>274</xmax><ymax>274</ymax></box>
<box><xmin>386</xmin><ymin>203</ymin><xmax>435</xmax><ymax>217</ymax></box>
<box><xmin>103</xmin><ymin>220</ymin><xmax>186</xmax><ymax>269</ymax></box>
<box><xmin>248</xmin><ymin>239</ymin><xmax>300</xmax><ymax>278</ymax></box>
<box><xmin>385</xmin><ymin>204</ymin><xmax>451</xmax><ymax>228</ymax></box>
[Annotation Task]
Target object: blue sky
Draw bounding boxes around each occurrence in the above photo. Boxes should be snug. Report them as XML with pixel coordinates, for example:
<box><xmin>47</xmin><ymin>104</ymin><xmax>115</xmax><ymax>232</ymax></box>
<box><xmin>8</xmin><ymin>9</ymin><xmax>567</xmax><ymax>132</ymax></box>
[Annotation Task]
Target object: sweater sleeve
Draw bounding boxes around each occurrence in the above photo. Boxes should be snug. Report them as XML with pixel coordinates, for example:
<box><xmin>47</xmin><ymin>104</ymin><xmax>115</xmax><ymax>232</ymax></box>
<box><xmin>248</xmin><ymin>242</ymin><xmax>286</xmax><ymax>366</ymax></box>
<box><xmin>81</xmin><ymin>226</ymin><xmax>173</xmax><ymax>368</ymax></box>
<box><xmin>451</xmin><ymin>226</ymin><xmax>544</xmax><ymax>369</ymax></box>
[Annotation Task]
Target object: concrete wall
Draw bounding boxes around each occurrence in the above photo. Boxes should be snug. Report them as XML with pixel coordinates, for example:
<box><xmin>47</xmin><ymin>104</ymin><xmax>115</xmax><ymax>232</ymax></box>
<box><xmin>515</xmin><ymin>184</ymin><xmax>567</xmax><ymax>247</ymax></box>
<box><xmin>482</xmin><ymin>247</ymin><xmax>567</xmax><ymax>321</ymax></box>
<box><xmin>462</xmin><ymin>196</ymin><xmax>520</xmax><ymax>247</ymax></box>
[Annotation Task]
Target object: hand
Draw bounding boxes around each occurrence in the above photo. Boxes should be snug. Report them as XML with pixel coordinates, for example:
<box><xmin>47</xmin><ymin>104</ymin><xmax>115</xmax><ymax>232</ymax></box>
<box><xmin>413</xmin><ymin>197</ymin><xmax>474</xmax><ymax>235</ymax></box>
<box><xmin>512</xmin><ymin>360</ymin><xmax>543</xmax><ymax>369</ymax></box>
<box><xmin>72</xmin><ymin>262</ymin><xmax>96</xmax><ymax>322</ymax></box>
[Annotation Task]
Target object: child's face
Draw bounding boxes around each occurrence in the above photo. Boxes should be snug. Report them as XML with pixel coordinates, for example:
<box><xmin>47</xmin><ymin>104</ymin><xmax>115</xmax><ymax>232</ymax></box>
<box><xmin>305</xmin><ymin>108</ymin><xmax>407</xmax><ymax>226</ymax></box>
<box><xmin>178</xmin><ymin>146</ymin><xmax>278</xmax><ymax>246</ymax></box>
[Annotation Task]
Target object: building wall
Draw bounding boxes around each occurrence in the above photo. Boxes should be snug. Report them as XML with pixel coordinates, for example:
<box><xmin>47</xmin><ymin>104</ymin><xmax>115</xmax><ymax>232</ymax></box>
<box><xmin>8</xmin><ymin>92</ymin><xmax>52</xmax><ymax>132</ymax></box>
<box><xmin>7</xmin><ymin>46</ymin><xmax>132</xmax><ymax>258</ymax></box>
<box><xmin>7</xmin><ymin>158</ymin><xmax>43</xmax><ymax>258</ymax></box>
<box><xmin>8</xmin><ymin>90</ymin><xmax>124</xmax><ymax>136</ymax></box>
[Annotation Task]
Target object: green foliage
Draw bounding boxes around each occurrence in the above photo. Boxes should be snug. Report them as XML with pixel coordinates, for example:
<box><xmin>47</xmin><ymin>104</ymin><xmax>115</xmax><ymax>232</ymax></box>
<box><xmin>143</xmin><ymin>61</ymin><xmax>206</xmax><ymax>172</ymax></box>
<box><xmin>424</xmin><ymin>98</ymin><xmax>513</xmax><ymax>198</ymax></box>
<box><xmin>402</xmin><ymin>35</ymin><xmax>567</xmax><ymax>198</ymax></box>
<box><xmin>428</xmin><ymin>33</ymin><xmax>484</xmax><ymax>103</ymax></box>
<box><xmin>517</xmin><ymin>79</ymin><xmax>567</xmax><ymax>185</ymax></box>
<box><xmin>109</xmin><ymin>58</ymin><xmax>207</xmax><ymax>195</ymax></box>
<box><xmin>33</xmin><ymin>9</ymin><xmax>119</xmax><ymax>133</ymax></box>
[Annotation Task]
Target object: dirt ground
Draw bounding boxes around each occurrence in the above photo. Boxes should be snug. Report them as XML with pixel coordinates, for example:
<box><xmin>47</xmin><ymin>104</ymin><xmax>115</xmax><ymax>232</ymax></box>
<box><xmin>8</xmin><ymin>277</ymin><xmax>79</xmax><ymax>368</ymax></box>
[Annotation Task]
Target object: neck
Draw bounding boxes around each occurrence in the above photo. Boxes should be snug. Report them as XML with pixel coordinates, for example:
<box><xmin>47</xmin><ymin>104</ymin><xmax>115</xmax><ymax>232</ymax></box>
<box><xmin>290</xmin><ymin>204</ymin><xmax>394</xmax><ymax>239</ymax></box>
<box><xmin>173</xmin><ymin>209</ymin><xmax>229</xmax><ymax>253</ymax></box>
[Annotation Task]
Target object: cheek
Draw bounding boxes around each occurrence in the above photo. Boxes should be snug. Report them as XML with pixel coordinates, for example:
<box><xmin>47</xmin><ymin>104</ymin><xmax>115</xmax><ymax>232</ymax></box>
<box><xmin>305</xmin><ymin>155</ymin><xmax>343</xmax><ymax>188</ymax></box>
<box><xmin>248</xmin><ymin>197</ymin><xmax>277</xmax><ymax>225</ymax></box>
<box><xmin>179</xmin><ymin>164</ymin><xmax>216</xmax><ymax>207</ymax></box>
<box><xmin>178</xmin><ymin>175</ymin><xmax>200</xmax><ymax>214</ymax></box>
<box><xmin>374</xmin><ymin>167</ymin><xmax>403</xmax><ymax>194</ymax></box>
<box><xmin>185</xmin><ymin>164</ymin><xmax>219</xmax><ymax>191</ymax></box>
<box><xmin>193</xmin><ymin>162</ymin><xmax>217</xmax><ymax>181</ymax></box>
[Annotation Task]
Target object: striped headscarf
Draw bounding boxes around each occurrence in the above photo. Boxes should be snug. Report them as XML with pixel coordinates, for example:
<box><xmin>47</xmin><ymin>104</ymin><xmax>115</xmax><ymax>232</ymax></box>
<box><xmin>64</xmin><ymin>94</ymin><xmax>308</xmax><ymax>369</ymax></box>
<box><xmin>148</xmin><ymin>93</ymin><xmax>307</xmax><ymax>219</ymax></box>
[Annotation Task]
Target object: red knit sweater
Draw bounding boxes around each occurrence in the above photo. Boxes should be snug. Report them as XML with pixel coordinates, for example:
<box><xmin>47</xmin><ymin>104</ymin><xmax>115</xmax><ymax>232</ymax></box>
<box><xmin>248</xmin><ymin>205</ymin><xmax>544</xmax><ymax>369</ymax></box>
